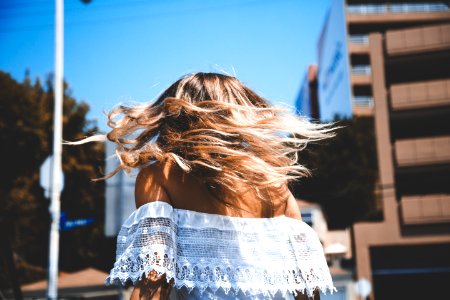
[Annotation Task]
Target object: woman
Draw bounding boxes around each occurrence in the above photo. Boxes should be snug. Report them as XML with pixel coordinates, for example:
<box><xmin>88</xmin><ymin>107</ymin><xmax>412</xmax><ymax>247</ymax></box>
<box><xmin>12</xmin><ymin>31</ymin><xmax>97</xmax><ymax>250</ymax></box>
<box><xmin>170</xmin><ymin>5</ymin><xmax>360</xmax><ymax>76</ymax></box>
<box><xmin>82</xmin><ymin>73</ymin><xmax>335</xmax><ymax>299</ymax></box>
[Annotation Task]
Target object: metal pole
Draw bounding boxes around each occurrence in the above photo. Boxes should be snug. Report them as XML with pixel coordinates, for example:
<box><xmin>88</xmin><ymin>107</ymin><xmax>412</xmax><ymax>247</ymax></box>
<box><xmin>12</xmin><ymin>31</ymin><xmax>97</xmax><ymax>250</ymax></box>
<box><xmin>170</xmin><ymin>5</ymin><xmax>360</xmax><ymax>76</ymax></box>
<box><xmin>47</xmin><ymin>0</ymin><xmax>64</xmax><ymax>299</ymax></box>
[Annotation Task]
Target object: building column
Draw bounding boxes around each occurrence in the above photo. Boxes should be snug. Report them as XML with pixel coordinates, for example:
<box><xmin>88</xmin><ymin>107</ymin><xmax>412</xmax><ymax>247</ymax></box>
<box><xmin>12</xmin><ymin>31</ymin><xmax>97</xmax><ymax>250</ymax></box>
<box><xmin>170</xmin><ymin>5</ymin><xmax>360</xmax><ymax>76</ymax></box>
<box><xmin>369</xmin><ymin>33</ymin><xmax>399</xmax><ymax>228</ymax></box>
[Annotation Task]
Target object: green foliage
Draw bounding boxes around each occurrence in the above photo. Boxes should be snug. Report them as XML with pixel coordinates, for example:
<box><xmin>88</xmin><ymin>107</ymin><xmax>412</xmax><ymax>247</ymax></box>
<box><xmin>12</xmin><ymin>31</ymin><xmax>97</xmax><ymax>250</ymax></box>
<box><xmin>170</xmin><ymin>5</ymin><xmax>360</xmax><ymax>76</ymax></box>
<box><xmin>0</xmin><ymin>71</ymin><xmax>111</xmax><ymax>288</ymax></box>
<box><xmin>290</xmin><ymin>116</ymin><xmax>381</xmax><ymax>229</ymax></box>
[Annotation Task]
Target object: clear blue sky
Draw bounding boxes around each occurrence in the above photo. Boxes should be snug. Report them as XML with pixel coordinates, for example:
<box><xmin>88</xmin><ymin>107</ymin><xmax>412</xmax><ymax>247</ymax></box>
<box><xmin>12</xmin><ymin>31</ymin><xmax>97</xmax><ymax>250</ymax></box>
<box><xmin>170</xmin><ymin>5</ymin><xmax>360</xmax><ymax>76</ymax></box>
<box><xmin>0</xmin><ymin>0</ymin><xmax>330</xmax><ymax>132</ymax></box>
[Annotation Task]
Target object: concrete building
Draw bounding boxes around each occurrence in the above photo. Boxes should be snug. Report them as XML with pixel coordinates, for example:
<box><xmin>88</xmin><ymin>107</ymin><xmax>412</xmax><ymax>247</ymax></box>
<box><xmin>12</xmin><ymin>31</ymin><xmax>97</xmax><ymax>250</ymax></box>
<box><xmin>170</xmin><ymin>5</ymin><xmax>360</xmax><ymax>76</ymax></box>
<box><xmin>296</xmin><ymin>1</ymin><xmax>450</xmax><ymax>299</ymax></box>
<box><xmin>346</xmin><ymin>1</ymin><xmax>450</xmax><ymax>118</ymax></box>
<box><xmin>298</xmin><ymin>0</ymin><xmax>450</xmax><ymax>120</ymax></box>
<box><xmin>352</xmin><ymin>23</ymin><xmax>450</xmax><ymax>299</ymax></box>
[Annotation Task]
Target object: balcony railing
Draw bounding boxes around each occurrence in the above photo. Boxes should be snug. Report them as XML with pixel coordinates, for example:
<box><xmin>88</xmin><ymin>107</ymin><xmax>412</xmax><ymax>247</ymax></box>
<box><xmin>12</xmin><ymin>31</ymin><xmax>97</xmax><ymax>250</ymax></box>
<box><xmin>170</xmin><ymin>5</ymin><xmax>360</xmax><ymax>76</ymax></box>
<box><xmin>390</xmin><ymin>78</ymin><xmax>450</xmax><ymax>110</ymax></box>
<box><xmin>347</xmin><ymin>3</ymin><xmax>450</xmax><ymax>14</ymax></box>
<box><xmin>353</xmin><ymin>96</ymin><xmax>374</xmax><ymax>107</ymax></box>
<box><xmin>349</xmin><ymin>34</ymin><xmax>369</xmax><ymax>44</ymax></box>
<box><xmin>401</xmin><ymin>194</ymin><xmax>450</xmax><ymax>225</ymax></box>
<box><xmin>386</xmin><ymin>24</ymin><xmax>450</xmax><ymax>55</ymax></box>
<box><xmin>395</xmin><ymin>136</ymin><xmax>450</xmax><ymax>167</ymax></box>
<box><xmin>351</xmin><ymin>65</ymin><xmax>372</xmax><ymax>75</ymax></box>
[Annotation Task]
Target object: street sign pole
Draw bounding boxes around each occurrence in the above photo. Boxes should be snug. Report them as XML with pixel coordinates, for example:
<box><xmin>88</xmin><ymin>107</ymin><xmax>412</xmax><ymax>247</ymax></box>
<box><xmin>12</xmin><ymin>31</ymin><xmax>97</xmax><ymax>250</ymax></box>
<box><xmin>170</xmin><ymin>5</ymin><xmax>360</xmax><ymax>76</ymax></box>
<box><xmin>47</xmin><ymin>0</ymin><xmax>64</xmax><ymax>299</ymax></box>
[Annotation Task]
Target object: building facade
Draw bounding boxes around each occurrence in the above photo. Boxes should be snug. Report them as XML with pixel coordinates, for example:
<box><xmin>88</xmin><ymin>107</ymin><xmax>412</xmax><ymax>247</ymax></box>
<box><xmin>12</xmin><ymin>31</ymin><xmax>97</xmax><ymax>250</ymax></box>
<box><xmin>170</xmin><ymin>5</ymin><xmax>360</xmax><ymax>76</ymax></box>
<box><xmin>352</xmin><ymin>23</ymin><xmax>450</xmax><ymax>299</ymax></box>
<box><xmin>316</xmin><ymin>0</ymin><xmax>353</xmax><ymax>121</ymax></box>
<box><xmin>296</xmin><ymin>1</ymin><xmax>450</xmax><ymax>299</ymax></box>
<box><xmin>302</xmin><ymin>0</ymin><xmax>450</xmax><ymax>121</ymax></box>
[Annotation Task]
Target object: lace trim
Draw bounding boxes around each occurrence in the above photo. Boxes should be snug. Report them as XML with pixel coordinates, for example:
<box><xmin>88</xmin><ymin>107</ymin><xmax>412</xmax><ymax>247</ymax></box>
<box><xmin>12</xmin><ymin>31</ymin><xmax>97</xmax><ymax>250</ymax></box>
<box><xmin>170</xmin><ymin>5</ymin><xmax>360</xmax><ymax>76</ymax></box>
<box><xmin>105</xmin><ymin>202</ymin><xmax>337</xmax><ymax>297</ymax></box>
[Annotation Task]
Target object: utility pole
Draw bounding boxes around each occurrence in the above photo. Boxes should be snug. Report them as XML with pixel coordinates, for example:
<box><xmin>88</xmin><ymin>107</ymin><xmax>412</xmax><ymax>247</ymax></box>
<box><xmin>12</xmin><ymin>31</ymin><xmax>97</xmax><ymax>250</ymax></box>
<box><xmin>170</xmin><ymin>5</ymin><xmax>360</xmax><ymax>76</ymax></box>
<box><xmin>47</xmin><ymin>0</ymin><xmax>64</xmax><ymax>299</ymax></box>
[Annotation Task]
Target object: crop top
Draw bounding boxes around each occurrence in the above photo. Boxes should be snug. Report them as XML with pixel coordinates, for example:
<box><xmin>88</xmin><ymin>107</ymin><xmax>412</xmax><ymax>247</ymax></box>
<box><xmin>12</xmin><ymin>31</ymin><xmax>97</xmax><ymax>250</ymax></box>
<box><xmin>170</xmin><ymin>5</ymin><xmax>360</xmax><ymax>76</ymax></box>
<box><xmin>105</xmin><ymin>201</ymin><xmax>336</xmax><ymax>299</ymax></box>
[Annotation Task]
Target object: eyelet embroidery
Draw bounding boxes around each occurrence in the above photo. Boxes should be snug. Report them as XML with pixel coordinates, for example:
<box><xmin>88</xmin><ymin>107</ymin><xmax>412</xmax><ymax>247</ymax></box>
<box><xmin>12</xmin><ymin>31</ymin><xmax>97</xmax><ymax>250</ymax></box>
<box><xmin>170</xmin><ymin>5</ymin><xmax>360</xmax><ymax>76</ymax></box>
<box><xmin>105</xmin><ymin>202</ymin><xmax>336</xmax><ymax>298</ymax></box>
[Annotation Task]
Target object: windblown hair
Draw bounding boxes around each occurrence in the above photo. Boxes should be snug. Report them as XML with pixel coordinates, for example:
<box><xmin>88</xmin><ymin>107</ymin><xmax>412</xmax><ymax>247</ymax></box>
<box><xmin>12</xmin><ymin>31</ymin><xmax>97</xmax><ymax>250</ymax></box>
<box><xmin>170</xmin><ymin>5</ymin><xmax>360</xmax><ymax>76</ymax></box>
<box><xmin>76</xmin><ymin>73</ymin><xmax>332</xmax><ymax>199</ymax></box>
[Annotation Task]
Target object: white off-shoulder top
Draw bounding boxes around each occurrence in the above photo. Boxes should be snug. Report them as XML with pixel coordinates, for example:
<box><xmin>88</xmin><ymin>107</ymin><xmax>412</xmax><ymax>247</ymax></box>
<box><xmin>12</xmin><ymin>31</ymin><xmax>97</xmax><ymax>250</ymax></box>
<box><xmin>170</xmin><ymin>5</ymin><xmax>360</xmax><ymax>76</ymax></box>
<box><xmin>105</xmin><ymin>201</ymin><xmax>336</xmax><ymax>299</ymax></box>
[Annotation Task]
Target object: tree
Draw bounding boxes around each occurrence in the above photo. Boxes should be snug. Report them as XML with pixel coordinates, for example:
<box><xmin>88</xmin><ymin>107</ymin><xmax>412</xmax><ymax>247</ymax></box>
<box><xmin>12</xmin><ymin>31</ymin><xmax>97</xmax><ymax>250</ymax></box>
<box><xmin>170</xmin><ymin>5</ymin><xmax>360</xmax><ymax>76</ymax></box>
<box><xmin>0</xmin><ymin>71</ymin><xmax>112</xmax><ymax>289</ymax></box>
<box><xmin>289</xmin><ymin>116</ymin><xmax>381</xmax><ymax>229</ymax></box>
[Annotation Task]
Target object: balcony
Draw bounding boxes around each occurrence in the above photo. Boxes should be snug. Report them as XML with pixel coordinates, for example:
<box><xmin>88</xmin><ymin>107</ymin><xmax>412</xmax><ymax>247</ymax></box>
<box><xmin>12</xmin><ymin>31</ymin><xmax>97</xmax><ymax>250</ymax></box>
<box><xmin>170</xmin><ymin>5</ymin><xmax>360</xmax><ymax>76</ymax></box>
<box><xmin>349</xmin><ymin>43</ymin><xmax>370</xmax><ymax>54</ymax></box>
<box><xmin>395</xmin><ymin>136</ymin><xmax>450</xmax><ymax>167</ymax></box>
<box><xmin>352</xmin><ymin>96</ymin><xmax>374</xmax><ymax>116</ymax></box>
<box><xmin>349</xmin><ymin>34</ymin><xmax>369</xmax><ymax>44</ymax></box>
<box><xmin>347</xmin><ymin>3</ymin><xmax>450</xmax><ymax>15</ymax></box>
<box><xmin>349</xmin><ymin>35</ymin><xmax>370</xmax><ymax>54</ymax></box>
<box><xmin>346</xmin><ymin>3</ymin><xmax>450</xmax><ymax>24</ymax></box>
<box><xmin>353</xmin><ymin>96</ymin><xmax>374</xmax><ymax>107</ymax></box>
<box><xmin>351</xmin><ymin>75</ymin><xmax>371</xmax><ymax>86</ymax></box>
<box><xmin>390</xmin><ymin>79</ymin><xmax>450</xmax><ymax>110</ymax></box>
<box><xmin>401</xmin><ymin>194</ymin><xmax>450</xmax><ymax>224</ymax></box>
<box><xmin>386</xmin><ymin>24</ymin><xmax>450</xmax><ymax>55</ymax></box>
<box><xmin>351</xmin><ymin>65</ymin><xmax>372</xmax><ymax>86</ymax></box>
<box><xmin>352</xmin><ymin>65</ymin><xmax>371</xmax><ymax>75</ymax></box>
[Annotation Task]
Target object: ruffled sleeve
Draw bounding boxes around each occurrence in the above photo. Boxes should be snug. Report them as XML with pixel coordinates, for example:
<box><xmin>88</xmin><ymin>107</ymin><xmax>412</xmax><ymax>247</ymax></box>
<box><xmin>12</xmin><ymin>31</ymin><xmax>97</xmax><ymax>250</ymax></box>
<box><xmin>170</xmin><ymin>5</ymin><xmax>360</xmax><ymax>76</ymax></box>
<box><xmin>105</xmin><ymin>202</ymin><xmax>336</xmax><ymax>298</ymax></box>
<box><xmin>105</xmin><ymin>201</ymin><xmax>177</xmax><ymax>286</ymax></box>
<box><xmin>285</xmin><ymin>219</ymin><xmax>337</xmax><ymax>297</ymax></box>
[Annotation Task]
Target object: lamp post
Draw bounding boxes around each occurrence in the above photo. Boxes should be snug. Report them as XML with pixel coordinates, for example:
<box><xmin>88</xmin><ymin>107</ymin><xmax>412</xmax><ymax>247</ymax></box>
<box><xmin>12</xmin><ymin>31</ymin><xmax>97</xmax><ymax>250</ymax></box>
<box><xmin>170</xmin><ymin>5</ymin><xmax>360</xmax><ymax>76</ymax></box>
<box><xmin>47</xmin><ymin>0</ymin><xmax>64</xmax><ymax>298</ymax></box>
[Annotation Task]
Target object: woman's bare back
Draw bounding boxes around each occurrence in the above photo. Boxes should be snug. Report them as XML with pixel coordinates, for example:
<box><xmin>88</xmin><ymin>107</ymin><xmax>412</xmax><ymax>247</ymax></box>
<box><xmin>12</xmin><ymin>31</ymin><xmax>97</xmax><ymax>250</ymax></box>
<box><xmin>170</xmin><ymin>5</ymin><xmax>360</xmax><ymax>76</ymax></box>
<box><xmin>132</xmin><ymin>163</ymin><xmax>314</xmax><ymax>300</ymax></box>
<box><xmin>135</xmin><ymin>162</ymin><xmax>301</xmax><ymax>220</ymax></box>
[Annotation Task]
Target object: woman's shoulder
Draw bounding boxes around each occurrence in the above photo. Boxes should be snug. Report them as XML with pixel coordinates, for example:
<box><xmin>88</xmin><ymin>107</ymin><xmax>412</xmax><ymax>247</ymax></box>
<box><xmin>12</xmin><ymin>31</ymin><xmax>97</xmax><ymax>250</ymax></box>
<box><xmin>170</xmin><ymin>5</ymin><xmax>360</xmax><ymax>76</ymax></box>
<box><xmin>135</xmin><ymin>162</ymin><xmax>173</xmax><ymax>208</ymax></box>
<box><xmin>136</xmin><ymin>161</ymin><xmax>206</xmax><ymax>209</ymax></box>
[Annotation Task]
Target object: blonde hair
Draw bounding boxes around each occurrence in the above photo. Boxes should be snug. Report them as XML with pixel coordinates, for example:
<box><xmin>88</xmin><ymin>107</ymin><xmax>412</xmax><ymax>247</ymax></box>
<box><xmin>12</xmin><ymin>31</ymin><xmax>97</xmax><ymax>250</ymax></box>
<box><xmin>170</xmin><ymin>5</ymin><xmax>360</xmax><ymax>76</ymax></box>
<box><xmin>75</xmin><ymin>73</ymin><xmax>332</xmax><ymax>199</ymax></box>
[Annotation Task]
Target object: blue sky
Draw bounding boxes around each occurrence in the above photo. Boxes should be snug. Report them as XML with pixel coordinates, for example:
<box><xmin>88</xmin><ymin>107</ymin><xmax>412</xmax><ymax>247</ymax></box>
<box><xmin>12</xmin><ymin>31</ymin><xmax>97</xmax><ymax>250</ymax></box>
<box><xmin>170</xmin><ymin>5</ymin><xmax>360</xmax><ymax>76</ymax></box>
<box><xmin>0</xmin><ymin>0</ymin><xmax>330</xmax><ymax>132</ymax></box>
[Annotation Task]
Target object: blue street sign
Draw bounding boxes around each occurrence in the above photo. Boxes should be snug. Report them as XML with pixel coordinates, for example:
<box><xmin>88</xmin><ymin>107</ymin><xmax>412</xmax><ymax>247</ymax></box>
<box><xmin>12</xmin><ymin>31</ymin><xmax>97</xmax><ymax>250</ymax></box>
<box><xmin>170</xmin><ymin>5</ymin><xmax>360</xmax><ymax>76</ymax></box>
<box><xmin>60</xmin><ymin>212</ymin><xmax>94</xmax><ymax>230</ymax></box>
